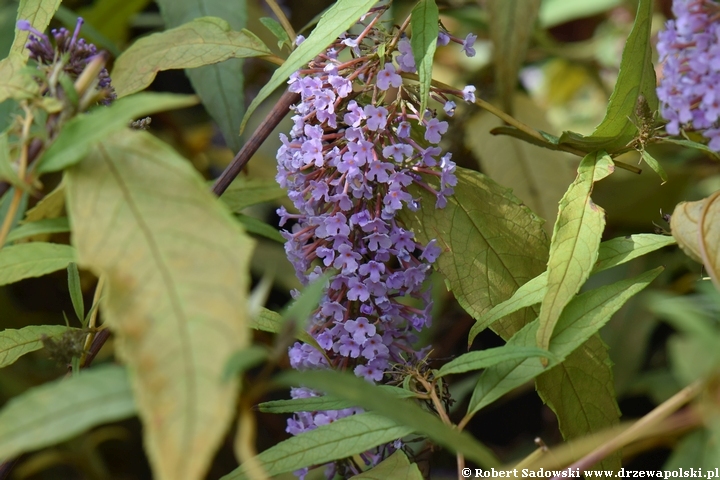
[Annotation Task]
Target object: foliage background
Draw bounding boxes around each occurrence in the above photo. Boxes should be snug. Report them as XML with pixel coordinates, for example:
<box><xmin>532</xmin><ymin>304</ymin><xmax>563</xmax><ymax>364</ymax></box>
<box><xmin>0</xmin><ymin>0</ymin><xmax>717</xmax><ymax>478</ymax></box>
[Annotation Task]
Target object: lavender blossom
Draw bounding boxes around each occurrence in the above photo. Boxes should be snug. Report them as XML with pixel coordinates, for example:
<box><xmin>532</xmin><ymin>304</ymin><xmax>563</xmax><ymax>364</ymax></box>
<box><xmin>18</xmin><ymin>17</ymin><xmax>116</xmax><ymax>104</ymax></box>
<box><xmin>277</xmin><ymin>10</ymin><xmax>474</xmax><ymax>478</ymax></box>
<box><xmin>657</xmin><ymin>0</ymin><xmax>720</xmax><ymax>150</ymax></box>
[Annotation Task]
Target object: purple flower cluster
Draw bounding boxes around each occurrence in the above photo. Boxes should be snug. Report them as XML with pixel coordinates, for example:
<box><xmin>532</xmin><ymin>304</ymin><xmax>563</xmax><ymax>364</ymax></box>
<box><xmin>275</xmin><ymin>9</ymin><xmax>475</xmax><ymax>477</ymax></box>
<box><xmin>18</xmin><ymin>17</ymin><xmax>115</xmax><ymax>104</ymax></box>
<box><xmin>657</xmin><ymin>0</ymin><xmax>720</xmax><ymax>150</ymax></box>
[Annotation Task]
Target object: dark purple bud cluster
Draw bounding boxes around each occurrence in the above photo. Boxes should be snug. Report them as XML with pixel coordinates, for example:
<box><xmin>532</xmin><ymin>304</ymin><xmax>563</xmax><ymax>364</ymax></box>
<box><xmin>275</xmin><ymin>8</ymin><xmax>475</xmax><ymax>478</ymax></box>
<box><xmin>657</xmin><ymin>0</ymin><xmax>720</xmax><ymax>150</ymax></box>
<box><xmin>17</xmin><ymin>17</ymin><xmax>115</xmax><ymax>104</ymax></box>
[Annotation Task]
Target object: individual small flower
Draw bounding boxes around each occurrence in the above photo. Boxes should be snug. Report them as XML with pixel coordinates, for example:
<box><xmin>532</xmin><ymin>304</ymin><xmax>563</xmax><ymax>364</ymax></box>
<box><xmin>376</xmin><ymin>63</ymin><xmax>403</xmax><ymax>90</ymax></box>
<box><xmin>462</xmin><ymin>33</ymin><xmax>477</xmax><ymax>57</ymax></box>
<box><xmin>444</xmin><ymin>100</ymin><xmax>456</xmax><ymax>117</ymax></box>
<box><xmin>437</xmin><ymin>31</ymin><xmax>450</xmax><ymax>46</ymax></box>
<box><xmin>424</xmin><ymin>118</ymin><xmax>449</xmax><ymax>143</ymax></box>
<box><xmin>462</xmin><ymin>85</ymin><xmax>476</xmax><ymax>103</ymax></box>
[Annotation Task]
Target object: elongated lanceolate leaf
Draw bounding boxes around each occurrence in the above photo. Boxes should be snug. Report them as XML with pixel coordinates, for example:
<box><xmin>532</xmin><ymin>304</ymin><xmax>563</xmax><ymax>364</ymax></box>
<box><xmin>240</xmin><ymin>0</ymin><xmax>378</xmax><ymax>134</ymax></box>
<box><xmin>350</xmin><ymin>450</ymin><xmax>423</xmax><ymax>480</ymax></box>
<box><xmin>437</xmin><ymin>346</ymin><xmax>555</xmax><ymax>377</ymax></box>
<box><xmin>671</xmin><ymin>192</ymin><xmax>720</xmax><ymax>289</ymax></box>
<box><xmin>65</xmin><ymin>130</ymin><xmax>253</xmax><ymax>480</ymax></box>
<box><xmin>470</xmin><ymin>233</ymin><xmax>676</xmax><ymax>342</ymax></box>
<box><xmin>467</xmin><ymin>267</ymin><xmax>662</xmax><ymax>416</ymax></box>
<box><xmin>155</xmin><ymin>0</ymin><xmax>251</xmax><ymax>152</ymax></box>
<box><xmin>11</xmin><ymin>0</ymin><xmax>62</xmax><ymax>57</ymax></box>
<box><xmin>487</xmin><ymin>0</ymin><xmax>540</xmax><ymax>114</ymax></box>
<box><xmin>558</xmin><ymin>0</ymin><xmax>657</xmax><ymax>152</ymax></box>
<box><xmin>0</xmin><ymin>325</ymin><xmax>77</xmax><ymax>368</ymax></box>
<box><xmin>537</xmin><ymin>152</ymin><xmax>613</xmax><ymax>353</ymax></box>
<box><xmin>5</xmin><ymin>217</ymin><xmax>70</xmax><ymax>243</ymax></box>
<box><xmin>401</xmin><ymin>167</ymin><xmax>549</xmax><ymax>340</ymax></box>
<box><xmin>410</xmin><ymin>0</ymin><xmax>438</xmax><ymax>117</ymax></box>
<box><xmin>37</xmin><ymin>93</ymin><xmax>198</xmax><ymax>173</ymax></box>
<box><xmin>0</xmin><ymin>364</ymin><xmax>135</xmax><ymax>461</ymax></box>
<box><xmin>0</xmin><ymin>52</ymin><xmax>39</xmax><ymax>103</ymax></box>
<box><xmin>112</xmin><ymin>17</ymin><xmax>270</xmax><ymax>98</ymax></box>
<box><xmin>222</xmin><ymin>413</ymin><xmax>413</xmax><ymax>480</ymax></box>
<box><xmin>276</xmin><ymin>369</ymin><xmax>501</xmax><ymax>468</ymax></box>
<box><xmin>0</xmin><ymin>243</ymin><xmax>76</xmax><ymax>286</ymax></box>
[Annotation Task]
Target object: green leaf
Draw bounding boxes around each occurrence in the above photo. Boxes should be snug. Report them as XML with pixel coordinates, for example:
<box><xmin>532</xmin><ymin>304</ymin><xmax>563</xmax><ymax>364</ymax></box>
<box><xmin>537</xmin><ymin>152</ymin><xmax>613</xmax><ymax>353</ymax></box>
<box><xmin>257</xmin><ymin>386</ymin><xmax>417</xmax><ymax>414</ymax></box>
<box><xmin>0</xmin><ymin>325</ymin><xmax>77</xmax><ymax>368</ymax></box>
<box><xmin>487</xmin><ymin>0</ymin><xmax>540</xmax><ymax>114</ymax></box>
<box><xmin>37</xmin><ymin>93</ymin><xmax>198</xmax><ymax>173</ymax></box>
<box><xmin>350</xmin><ymin>450</ymin><xmax>423</xmax><ymax>480</ymax></box>
<box><xmin>658</xmin><ymin>137</ymin><xmax>720</xmax><ymax>160</ymax></box>
<box><xmin>0</xmin><ymin>243</ymin><xmax>76</xmax><ymax>287</ymax></box>
<box><xmin>155</xmin><ymin>0</ymin><xmax>252</xmax><ymax>153</ymax></box>
<box><xmin>64</xmin><ymin>129</ymin><xmax>253</xmax><ymax>480</ymax></box>
<box><xmin>276</xmin><ymin>369</ymin><xmax>501</xmax><ymax>468</ymax></box>
<box><xmin>222</xmin><ymin>413</ymin><xmax>414</xmax><ymax>480</ymax></box>
<box><xmin>465</xmin><ymin>95</ymin><xmax>576</xmax><ymax>230</ymax></box>
<box><xmin>220</xmin><ymin>178</ymin><xmax>286</xmax><ymax>212</ymax></box>
<box><xmin>557</xmin><ymin>0</ymin><xmax>657</xmax><ymax>152</ymax></box>
<box><xmin>54</xmin><ymin>5</ymin><xmax>121</xmax><ymax>58</ymax></box>
<box><xmin>260</xmin><ymin>17</ymin><xmax>290</xmax><ymax>49</ymax></box>
<box><xmin>641</xmin><ymin>150</ymin><xmax>668</xmax><ymax>184</ymax></box>
<box><xmin>467</xmin><ymin>267</ymin><xmax>662</xmax><ymax>416</ymax></box>
<box><xmin>222</xmin><ymin>345</ymin><xmax>268</xmax><ymax>382</ymax></box>
<box><xmin>235</xmin><ymin>214</ymin><xmax>284</xmax><ymax>243</ymax></box>
<box><xmin>0</xmin><ymin>52</ymin><xmax>39</xmax><ymax>103</ymax></box>
<box><xmin>400</xmin><ymin>167</ymin><xmax>549</xmax><ymax>341</ymax></box>
<box><xmin>10</xmin><ymin>0</ymin><xmax>62</xmax><ymax>57</ymax></box>
<box><xmin>437</xmin><ymin>346</ymin><xmax>556</xmax><ymax>378</ymax></box>
<box><xmin>240</xmin><ymin>0</ymin><xmax>378</xmax><ymax>134</ymax></box>
<box><xmin>0</xmin><ymin>131</ymin><xmax>23</xmax><ymax>190</ymax></box>
<box><xmin>5</xmin><ymin>217</ymin><xmax>70</xmax><ymax>243</ymax></box>
<box><xmin>535</xmin><ymin>335</ymin><xmax>621</xmax><ymax>470</ymax></box>
<box><xmin>112</xmin><ymin>17</ymin><xmax>270</xmax><ymax>98</ymax></box>
<box><xmin>0</xmin><ymin>364</ymin><xmax>135</xmax><ymax>462</ymax></box>
<box><xmin>410</xmin><ymin>0</ymin><xmax>438</xmax><ymax>117</ymax></box>
<box><xmin>665</xmin><ymin>428</ymin><xmax>720</xmax><ymax>469</ymax></box>
<box><xmin>250</xmin><ymin>307</ymin><xmax>321</xmax><ymax>349</ymax></box>
<box><xmin>66</xmin><ymin>262</ymin><xmax>84</xmax><ymax>321</ymax></box>
<box><xmin>471</xmin><ymin>234</ymin><xmax>676</xmax><ymax>342</ymax></box>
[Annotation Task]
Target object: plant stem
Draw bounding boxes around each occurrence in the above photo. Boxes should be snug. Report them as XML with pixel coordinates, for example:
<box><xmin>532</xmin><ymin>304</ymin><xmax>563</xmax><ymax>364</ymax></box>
<box><xmin>80</xmin><ymin>276</ymin><xmax>106</xmax><ymax>366</ymax></box>
<box><xmin>549</xmin><ymin>380</ymin><xmax>703</xmax><ymax>478</ymax></box>
<box><xmin>212</xmin><ymin>90</ymin><xmax>300</xmax><ymax>196</ymax></box>
<box><xmin>265</xmin><ymin>0</ymin><xmax>296</xmax><ymax>44</ymax></box>
<box><xmin>0</xmin><ymin>106</ymin><xmax>34</xmax><ymax>247</ymax></box>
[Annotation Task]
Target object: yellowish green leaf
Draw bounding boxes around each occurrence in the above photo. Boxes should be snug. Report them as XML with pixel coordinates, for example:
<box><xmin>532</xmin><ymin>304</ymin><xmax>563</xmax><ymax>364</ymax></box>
<box><xmin>64</xmin><ymin>129</ymin><xmax>253</xmax><ymax>480</ymax></box>
<box><xmin>467</xmin><ymin>267</ymin><xmax>662</xmax><ymax>416</ymax></box>
<box><xmin>471</xmin><ymin>233</ymin><xmax>676</xmax><ymax>343</ymax></box>
<box><xmin>537</xmin><ymin>152</ymin><xmax>613</xmax><ymax>353</ymax></box>
<box><xmin>0</xmin><ymin>52</ymin><xmax>38</xmax><ymax>103</ymax></box>
<box><xmin>0</xmin><ymin>243</ymin><xmax>76</xmax><ymax>286</ymax></box>
<box><xmin>223</xmin><ymin>413</ymin><xmax>414</xmax><ymax>480</ymax></box>
<box><xmin>10</xmin><ymin>0</ymin><xmax>62</xmax><ymax>57</ymax></box>
<box><xmin>0</xmin><ymin>364</ymin><xmax>135</xmax><ymax>462</ymax></box>
<box><xmin>350</xmin><ymin>451</ymin><xmax>423</xmax><ymax>480</ymax></box>
<box><xmin>0</xmin><ymin>325</ymin><xmax>77</xmax><ymax>368</ymax></box>
<box><xmin>37</xmin><ymin>93</ymin><xmax>198</xmax><ymax>173</ymax></box>
<box><xmin>112</xmin><ymin>17</ymin><xmax>271</xmax><ymax>98</ymax></box>
<box><xmin>5</xmin><ymin>217</ymin><xmax>70</xmax><ymax>243</ymax></box>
